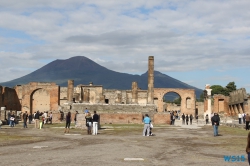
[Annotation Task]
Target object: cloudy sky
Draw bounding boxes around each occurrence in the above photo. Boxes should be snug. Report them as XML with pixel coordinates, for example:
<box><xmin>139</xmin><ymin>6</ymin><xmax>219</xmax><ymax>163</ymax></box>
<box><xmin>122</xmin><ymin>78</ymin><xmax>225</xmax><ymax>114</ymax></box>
<box><xmin>0</xmin><ymin>0</ymin><xmax>249</xmax><ymax>92</ymax></box>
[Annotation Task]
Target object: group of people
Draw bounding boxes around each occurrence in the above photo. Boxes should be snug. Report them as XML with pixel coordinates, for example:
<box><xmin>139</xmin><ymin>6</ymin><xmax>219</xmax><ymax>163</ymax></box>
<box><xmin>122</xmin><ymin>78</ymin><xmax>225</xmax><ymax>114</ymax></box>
<box><xmin>181</xmin><ymin>113</ymin><xmax>196</xmax><ymax>125</ymax></box>
<box><xmin>65</xmin><ymin>108</ymin><xmax>99</xmax><ymax>135</ymax></box>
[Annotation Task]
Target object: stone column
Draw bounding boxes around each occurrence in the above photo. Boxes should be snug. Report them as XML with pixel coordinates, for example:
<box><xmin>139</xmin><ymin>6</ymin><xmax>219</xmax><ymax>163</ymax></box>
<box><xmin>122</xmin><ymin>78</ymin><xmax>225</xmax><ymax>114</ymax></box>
<box><xmin>205</xmin><ymin>84</ymin><xmax>212</xmax><ymax>121</ymax></box>
<box><xmin>67</xmin><ymin>80</ymin><xmax>74</xmax><ymax>103</ymax></box>
<box><xmin>132</xmin><ymin>82</ymin><xmax>138</xmax><ymax>104</ymax></box>
<box><xmin>83</xmin><ymin>89</ymin><xmax>89</xmax><ymax>103</ymax></box>
<box><xmin>147</xmin><ymin>56</ymin><xmax>154</xmax><ymax>104</ymax></box>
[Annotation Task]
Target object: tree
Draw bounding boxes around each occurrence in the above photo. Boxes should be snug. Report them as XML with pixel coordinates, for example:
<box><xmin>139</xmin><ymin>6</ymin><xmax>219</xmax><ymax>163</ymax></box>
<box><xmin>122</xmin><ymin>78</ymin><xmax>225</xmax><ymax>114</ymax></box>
<box><xmin>210</xmin><ymin>85</ymin><xmax>227</xmax><ymax>96</ymax></box>
<box><xmin>225</xmin><ymin>82</ymin><xmax>237</xmax><ymax>95</ymax></box>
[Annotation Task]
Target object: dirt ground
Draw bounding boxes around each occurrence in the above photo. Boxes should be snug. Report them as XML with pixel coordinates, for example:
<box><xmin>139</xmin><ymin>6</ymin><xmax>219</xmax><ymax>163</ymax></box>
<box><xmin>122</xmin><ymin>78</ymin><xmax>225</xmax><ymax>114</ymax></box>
<box><xmin>0</xmin><ymin>122</ymin><xmax>249</xmax><ymax>166</ymax></box>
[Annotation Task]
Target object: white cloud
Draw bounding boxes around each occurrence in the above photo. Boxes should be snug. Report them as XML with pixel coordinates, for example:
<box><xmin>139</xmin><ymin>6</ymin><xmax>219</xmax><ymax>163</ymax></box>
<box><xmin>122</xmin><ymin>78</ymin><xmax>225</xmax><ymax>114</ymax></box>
<box><xmin>0</xmin><ymin>0</ymin><xmax>250</xmax><ymax>92</ymax></box>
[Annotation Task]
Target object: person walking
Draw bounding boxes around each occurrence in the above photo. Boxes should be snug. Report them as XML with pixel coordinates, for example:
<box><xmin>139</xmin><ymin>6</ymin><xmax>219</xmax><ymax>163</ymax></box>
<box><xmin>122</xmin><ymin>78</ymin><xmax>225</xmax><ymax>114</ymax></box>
<box><xmin>64</xmin><ymin>112</ymin><xmax>71</xmax><ymax>133</ymax></box>
<box><xmin>143</xmin><ymin>114</ymin><xmax>151</xmax><ymax>136</ymax></box>
<box><xmin>190</xmin><ymin>114</ymin><xmax>193</xmax><ymax>125</ymax></box>
<box><xmin>182</xmin><ymin>113</ymin><xmax>185</xmax><ymax>125</ymax></box>
<box><xmin>85</xmin><ymin>112</ymin><xmax>93</xmax><ymax>135</ymax></box>
<box><xmin>28</xmin><ymin>114</ymin><xmax>32</xmax><ymax>124</ymax></box>
<box><xmin>245</xmin><ymin>132</ymin><xmax>250</xmax><ymax>165</ymax></box>
<box><xmin>23</xmin><ymin>111</ymin><xmax>28</xmax><ymax>128</ymax></box>
<box><xmin>74</xmin><ymin>111</ymin><xmax>79</xmax><ymax>126</ymax></box>
<box><xmin>92</xmin><ymin>111</ymin><xmax>99</xmax><ymax>135</ymax></box>
<box><xmin>34</xmin><ymin>111</ymin><xmax>40</xmax><ymax>129</ymax></box>
<box><xmin>196</xmin><ymin>114</ymin><xmax>198</xmax><ymax>124</ymax></box>
<box><xmin>185</xmin><ymin>114</ymin><xmax>189</xmax><ymax>125</ymax></box>
<box><xmin>246</xmin><ymin>114</ymin><xmax>250</xmax><ymax>130</ymax></box>
<box><xmin>238</xmin><ymin>113</ymin><xmax>242</xmax><ymax>124</ymax></box>
<box><xmin>211</xmin><ymin>113</ymin><xmax>220</xmax><ymax>137</ymax></box>
<box><xmin>205</xmin><ymin>114</ymin><xmax>209</xmax><ymax>124</ymax></box>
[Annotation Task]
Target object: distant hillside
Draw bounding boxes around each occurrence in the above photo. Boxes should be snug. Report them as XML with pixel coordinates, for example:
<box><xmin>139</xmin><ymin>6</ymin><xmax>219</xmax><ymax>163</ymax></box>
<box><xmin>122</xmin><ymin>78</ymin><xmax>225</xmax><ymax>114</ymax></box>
<box><xmin>0</xmin><ymin>56</ymin><xmax>203</xmax><ymax>98</ymax></box>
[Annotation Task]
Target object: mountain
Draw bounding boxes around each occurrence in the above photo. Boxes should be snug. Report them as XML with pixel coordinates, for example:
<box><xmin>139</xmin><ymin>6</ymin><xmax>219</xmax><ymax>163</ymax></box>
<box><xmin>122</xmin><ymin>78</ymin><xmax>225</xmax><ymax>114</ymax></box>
<box><xmin>0</xmin><ymin>56</ymin><xmax>203</xmax><ymax>98</ymax></box>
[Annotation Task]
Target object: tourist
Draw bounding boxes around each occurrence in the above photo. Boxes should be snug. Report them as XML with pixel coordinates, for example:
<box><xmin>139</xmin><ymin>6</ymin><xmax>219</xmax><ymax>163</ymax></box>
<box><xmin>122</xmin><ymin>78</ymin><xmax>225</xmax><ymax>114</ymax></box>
<box><xmin>0</xmin><ymin>119</ymin><xmax>2</xmax><ymax>129</ymax></box>
<box><xmin>43</xmin><ymin>111</ymin><xmax>48</xmax><ymax>124</ymax></box>
<box><xmin>245</xmin><ymin>132</ymin><xmax>250</xmax><ymax>165</ymax></box>
<box><xmin>39</xmin><ymin>112</ymin><xmax>44</xmax><ymax>129</ymax></box>
<box><xmin>246</xmin><ymin>114</ymin><xmax>250</xmax><ymax>130</ymax></box>
<box><xmin>85</xmin><ymin>112</ymin><xmax>93</xmax><ymax>135</ymax></box>
<box><xmin>196</xmin><ymin>114</ymin><xmax>198</xmax><ymax>124</ymax></box>
<box><xmin>211</xmin><ymin>113</ymin><xmax>220</xmax><ymax>137</ymax></box>
<box><xmin>185</xmin><ymin>114</ymin><xmax>189</xmax><ymax>125</ymax></box>
<box><xmin>10</xmin><ymin>112</ymin><xmax>15</xmax><ymax>127</ymax></box>
<box><xmin>182</xmin><ymin>113</ymin><xmax>185</xmax><ymax>125</ymax></box>
<box><xmin>172</xmin><ymin>113</ymin><xmax>175</xmax><ymax>125</ymax></box>
<box><xmin>143</xmin><ymin>114</ymin><xmax>151</xmax><ymax>136</ymax></box>
<box><xmin>7</xmin><ymin>111</ymin><xmax>11</xmax><ymax>126</ymax></box>
<box><xmin>49</xmin><ymin>112</ymin><xmax>53</xmax><ymax>124</ymax></box>
<box><xmin>23</xmin><ymin>111</ymin><xmax>28</xmax><ymax>128</ymax></box>
<box><xmin>34</xmin><ymin>111</ymin><xmax>40</xmax><ymax>129</ymax></box>
<box><xmin>190</xmin><ymin>114</ymin><xmax>193</xmax><ymax>125</ymax></box>
<box><xmin>74</xmin><ymin>111</ymin><xmax>79</xmax><ymax>126</ymax></box>
<box><xmin>92</xmin><ymin>111</ymin><xmax>99</xmax><ymax>135</ymax></box>
<box><xmin>238</xmin><ymin>113</ymin><xmax>242</xmax><ymax>124</ymax></box>
<box><xmin>85</xmin><ymin>108</ymin><xmax>89</xmax><ymax>116</ymax></box>
<box><xmin>205</xmin><ymin>114</ymin><xmax>209</xmax><ymax>124</ymax></box>
<box><xmin>28</xmin><ymin>114</ymin><xmax>32</xmax><ymax>124</ymax></box>
<box><xmin>64</xmin><ymin>112</ymin><xmax>71</xmax><ymax>133</ymax></box>
<box><xmin>243</xmin><ymin>113</ymin><xmax>246</xmax><ymax>124</ymax></box>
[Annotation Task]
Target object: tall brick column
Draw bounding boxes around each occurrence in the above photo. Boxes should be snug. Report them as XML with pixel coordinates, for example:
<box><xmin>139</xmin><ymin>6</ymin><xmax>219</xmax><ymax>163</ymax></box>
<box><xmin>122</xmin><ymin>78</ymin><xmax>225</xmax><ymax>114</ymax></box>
<box><xmin>147</xmin><ymin>56</ymin><xmax>154</xmax><ymax>104</ymax></box>
<box><xmin>132</xmin><ymin>82</ymin><xmax>138</xmax><ymax>104</ymax></box>
<box><xmin>67</xmin><ymin>80</ymin><xmax>74</xmax><ymax>103</ymax></box>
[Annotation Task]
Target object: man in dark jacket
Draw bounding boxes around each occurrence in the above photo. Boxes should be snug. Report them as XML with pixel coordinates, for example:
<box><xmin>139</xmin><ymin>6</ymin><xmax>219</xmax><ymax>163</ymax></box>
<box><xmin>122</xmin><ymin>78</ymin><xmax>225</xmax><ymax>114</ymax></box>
<box><xmin>34</xmin><ymin>111</ymin><xmax>40</xmax><ymax>129</ymax></box>
<box><xmin>245</xmin><ymin>114</ymin><xmax>250</xmax><ymax>130</ymax></box>
<box><xmin>92</xmin><ymin>111</ymin><xmax>99</xmax><ymax>135</ymax></box>
<box><xmin>211</xmin><ymin>113</ymin><xmax>220</xmax><ymax>137</ymax></box>
<box><xmin>182</xmin><ymin>113</ymin><xmax>185</xmax><ymax>125</ymax></box>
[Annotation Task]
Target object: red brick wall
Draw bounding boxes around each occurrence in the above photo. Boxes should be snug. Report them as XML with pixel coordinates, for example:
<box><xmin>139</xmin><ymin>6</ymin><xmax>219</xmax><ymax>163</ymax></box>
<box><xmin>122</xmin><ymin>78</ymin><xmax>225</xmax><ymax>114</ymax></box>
<box><xmin>100</xmin><ymin>113</ymin><xmax>143</xmax><ymax>124</ymax></box>
<box><xmin>154</xmin><ymin>113</ymin><xmax>171</xmax><ymax>124</ymax></box>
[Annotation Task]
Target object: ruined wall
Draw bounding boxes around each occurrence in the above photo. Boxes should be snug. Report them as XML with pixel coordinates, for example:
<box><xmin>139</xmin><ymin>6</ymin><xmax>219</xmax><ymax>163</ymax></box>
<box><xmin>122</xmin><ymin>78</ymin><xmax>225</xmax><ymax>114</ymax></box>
<box><xmin>138</xmin><ymin>90</ymin><xmax>148</xmax><ymax>104</ymax></box>
<box><xmin>228</xmin><ymin>88</ymin><xmax>249</xmax><ymax>115</ymax></box>
<box><xmin>2</xmin><ymin>87</ymin><xmax>21</xmax><ymax>111</ymax></box>
<box><xmin>71</xmin><ymin>103</ymin><xmax>156</xmax><ymax>113</ymax></box>
<box><xmin>60</xmin><ymin>87</ymin><xmax>68</xmax><ymax>105</ymax></box>
<box><xmin>213</xmin><ymin>94</ymin><xmax>229</xmax><ymax>114</ymax></box>
<box><xmin>103</xmin><ymin>89</ymin><xmax>125</xmax><ymax>104</ymax></box>
<box><xmin>196</xmin><ymin>102</ymin><xmax>204</xmax><ymax>116</ymax></box>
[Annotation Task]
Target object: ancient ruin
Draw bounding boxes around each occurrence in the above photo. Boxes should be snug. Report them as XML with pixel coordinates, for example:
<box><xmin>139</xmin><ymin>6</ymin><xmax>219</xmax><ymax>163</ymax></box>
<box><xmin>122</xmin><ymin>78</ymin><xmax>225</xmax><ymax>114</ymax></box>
<box><xmin>1</xmin><ymin>56</ymin><xmax>249</xmax><ymax>125</ymax></box>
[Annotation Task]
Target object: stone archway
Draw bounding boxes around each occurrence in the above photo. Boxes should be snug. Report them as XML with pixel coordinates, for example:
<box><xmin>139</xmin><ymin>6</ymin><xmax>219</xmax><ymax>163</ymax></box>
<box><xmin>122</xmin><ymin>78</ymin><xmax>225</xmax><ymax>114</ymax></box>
<box><xmin>154</xmin><ymin>88</ymin><xmax>196</xmax><ymax>115</ymax></box>
<box><xmin>163</xmin><ymin>92</ymin><xmax>181</xmax><ymax>112</ymax></box>
<box><xmin>18</xmin><ymin>82</ymin><xmax>60</xmax><ymax>114</ymax></box>
<box><xmin>30</xmin><ymin>88</ymin><xmax>51</xmax><ymax>114</ymax></box>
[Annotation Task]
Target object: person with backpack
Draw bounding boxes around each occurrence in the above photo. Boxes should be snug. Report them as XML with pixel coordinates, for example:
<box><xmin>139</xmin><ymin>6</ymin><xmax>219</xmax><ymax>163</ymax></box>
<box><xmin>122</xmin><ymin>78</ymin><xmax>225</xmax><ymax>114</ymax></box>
<box><xmin>85</xmin><ymin>112</ymin><xmax>93</xmax><ymax>135</ymax></box>
<box><xmin>211</xmin><ymin>113</ymin><xmax>220</xmax><ymax>137</ymax></box>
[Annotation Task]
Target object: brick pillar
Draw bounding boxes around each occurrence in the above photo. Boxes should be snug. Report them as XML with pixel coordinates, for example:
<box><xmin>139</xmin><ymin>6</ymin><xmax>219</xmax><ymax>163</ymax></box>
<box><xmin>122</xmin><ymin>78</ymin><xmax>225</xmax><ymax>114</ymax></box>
<box><xmin>132</xmin><ymin>82</ymin><xmax>138</xmax><ymax>104</ymax></box>
<box><xmin>67</xmin><ymin>80</ymin><xmax>74</xmax><ymax>103</ymax></box>
<box><xmin>147</xmin><ymin>56</ymin><xmax>154</xmax><ymax>104</ymax></box>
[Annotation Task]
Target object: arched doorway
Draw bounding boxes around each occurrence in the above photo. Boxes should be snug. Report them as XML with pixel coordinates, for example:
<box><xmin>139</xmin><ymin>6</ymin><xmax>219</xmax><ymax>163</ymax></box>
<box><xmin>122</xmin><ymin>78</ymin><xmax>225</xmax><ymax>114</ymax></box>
<box><xmin>30</xmin><ymin>88</ymin><xmax>50</xmax><ymax>114</ymax></box>
<box><xmin>154</xmin><ymin>88</ymin><xmax>196</xmax><ymax>115</ymax></box>
<box><xmin>163</xmin><ymin>92</ymin><xmax>181</xmax><ymax>113</ymax></box>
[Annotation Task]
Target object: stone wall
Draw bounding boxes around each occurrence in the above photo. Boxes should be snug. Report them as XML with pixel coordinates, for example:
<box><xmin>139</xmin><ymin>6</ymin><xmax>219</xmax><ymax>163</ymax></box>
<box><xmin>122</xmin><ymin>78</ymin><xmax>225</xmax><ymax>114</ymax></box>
<box><xmin>1</xmin><ymin>86</ymin><xmax>21</xmax><ymax>111</ymax></box>
<box><xmin>213</xmin><ymin>94</ymin><xmax>230</xmax><ymax>114</ymax></box>
<box><xmin>70</xmin><ymin>103</ymin><xmax>156</xmax><ymax>113</ymax></box>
